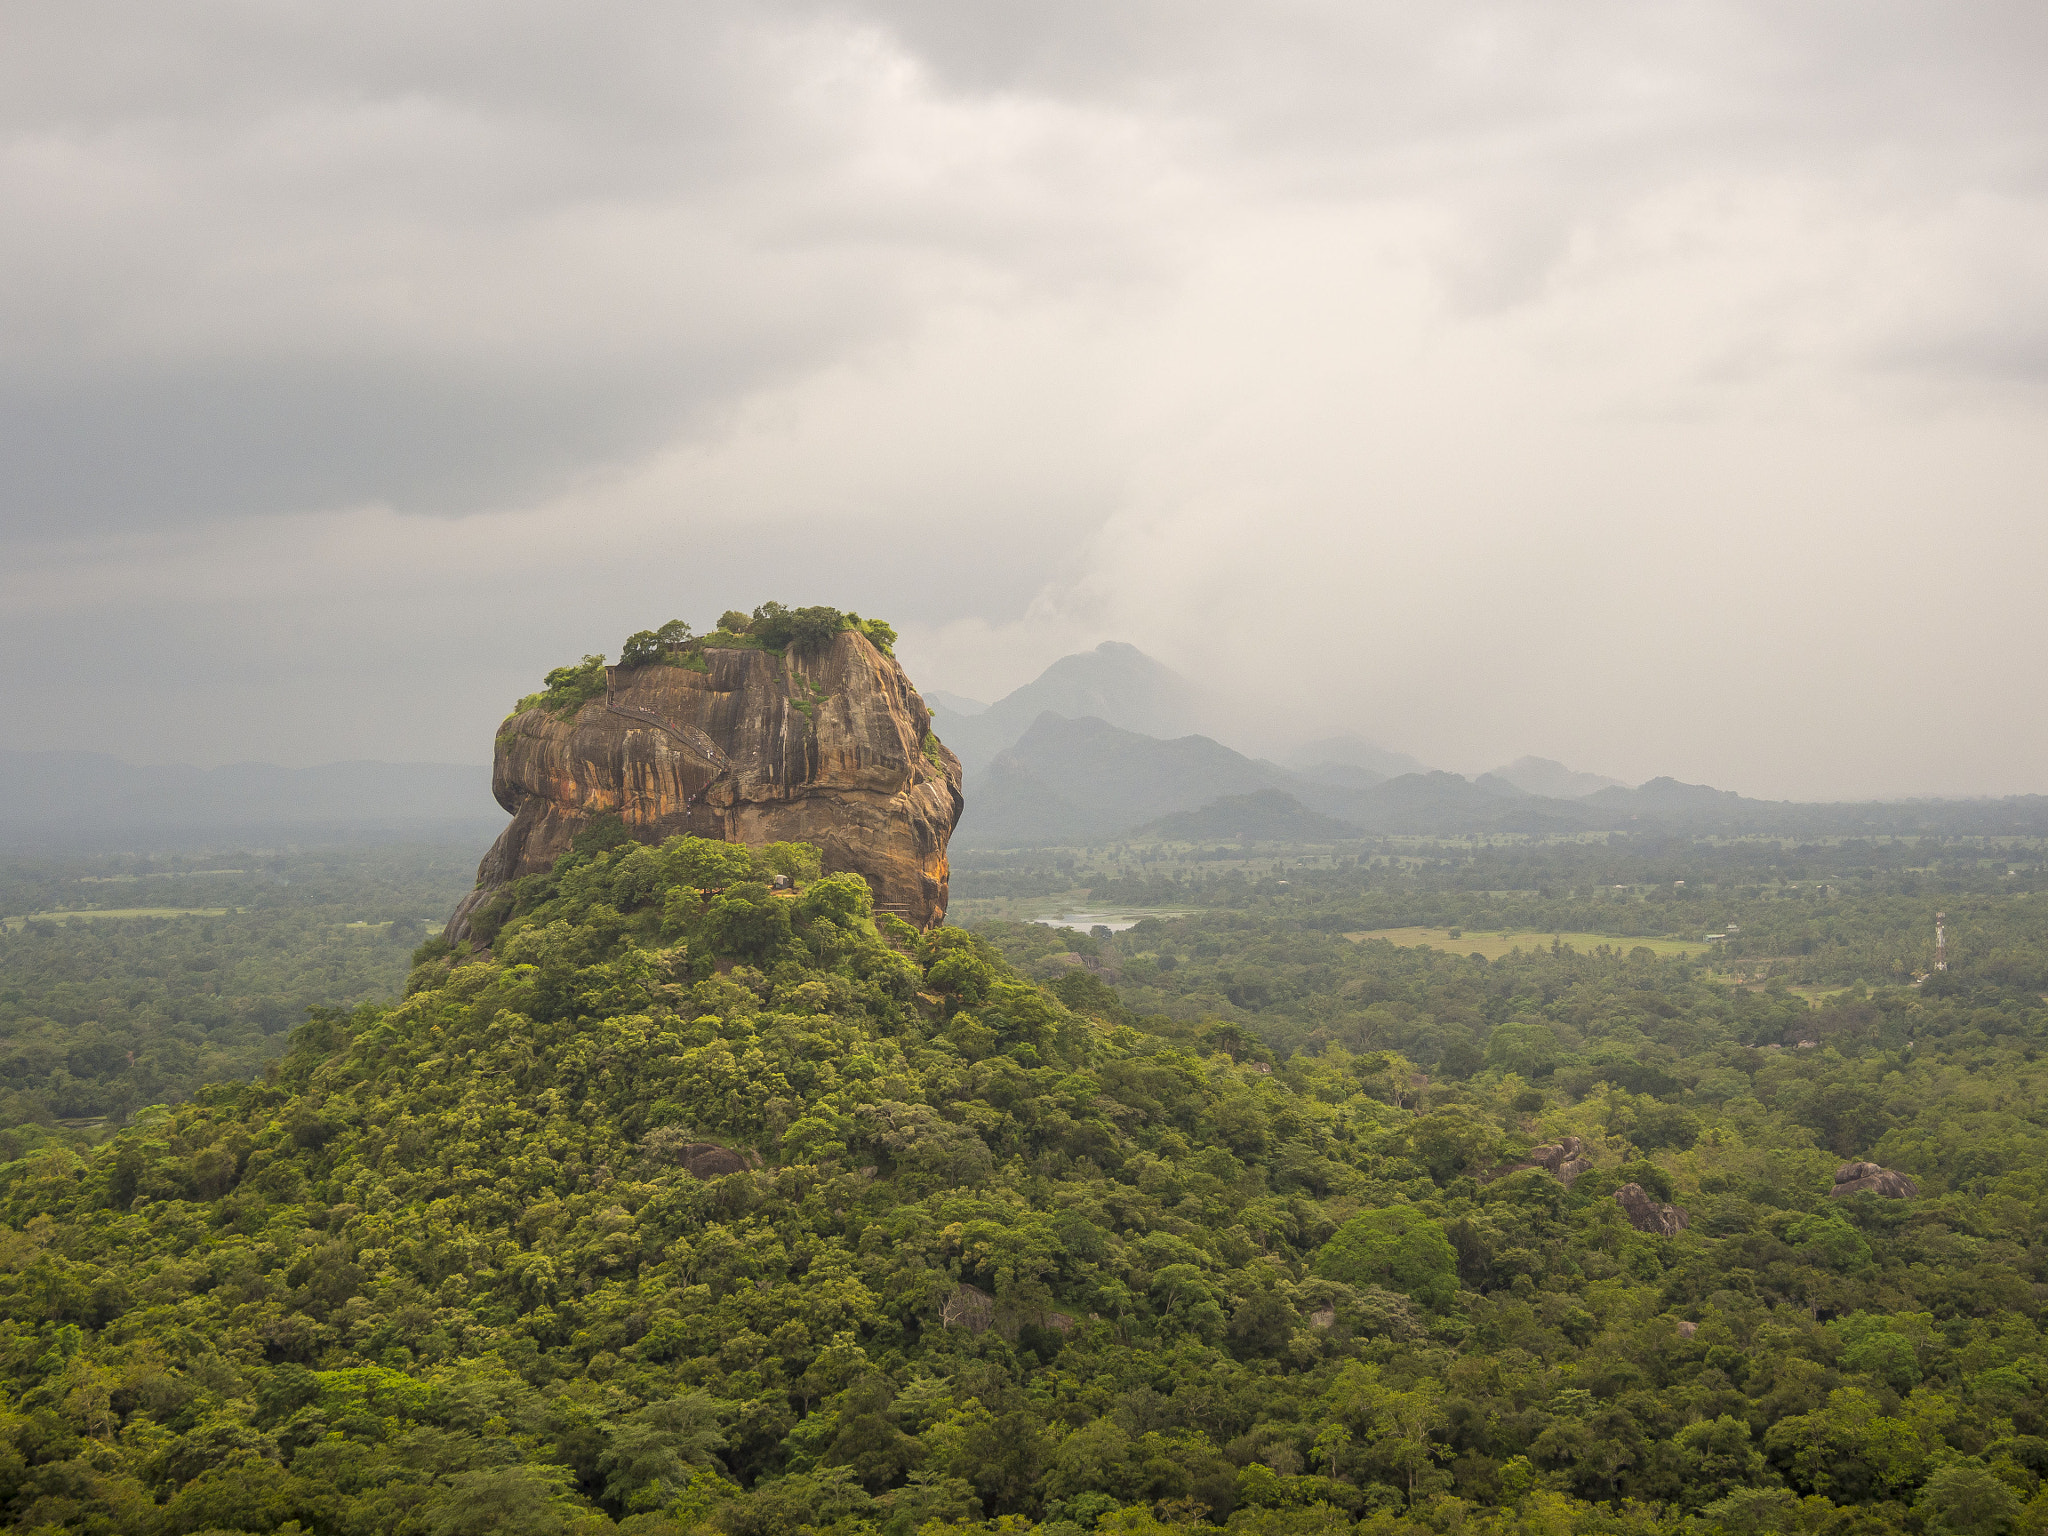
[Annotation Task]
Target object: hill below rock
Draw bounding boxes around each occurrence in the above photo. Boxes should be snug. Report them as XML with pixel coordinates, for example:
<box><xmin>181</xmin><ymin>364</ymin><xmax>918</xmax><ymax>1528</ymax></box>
<box><xmin>0</xmin><ymin>833</ymin><xmax>1462</xmax><ymax>1532</ymax></box>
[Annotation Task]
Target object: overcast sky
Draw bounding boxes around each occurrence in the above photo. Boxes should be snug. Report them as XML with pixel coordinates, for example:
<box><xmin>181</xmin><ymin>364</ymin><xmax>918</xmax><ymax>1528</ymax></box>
<box><xmin>4</xmin><ymin>2</ymin><xmax>2045</xmax><ymax>800</ymax></box>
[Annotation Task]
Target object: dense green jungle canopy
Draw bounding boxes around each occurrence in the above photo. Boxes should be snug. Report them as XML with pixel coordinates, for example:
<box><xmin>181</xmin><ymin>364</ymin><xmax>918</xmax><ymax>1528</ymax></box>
<box><xmin>0</xmin><ymin>846</ymin><xmax>477</xmax><ymax>1135</ymax></box>
<box><xmin>958</xmin><ymin>837</ymin><xmax>2048</xmax><ymax>994</ymax></box>
<box><xmin>7</xmin><ymin>833</ymin><xmax>2035</xmax><ymax>1141</ymax></box>
<box><xmin>0</xmin><ymin>828</ymin><xmax>2046</xmax><ymax>1536</ymax></box>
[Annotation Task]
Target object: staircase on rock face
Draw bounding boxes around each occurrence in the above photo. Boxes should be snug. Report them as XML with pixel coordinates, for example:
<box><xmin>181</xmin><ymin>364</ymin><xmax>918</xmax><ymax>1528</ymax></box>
<box><xmin>602</xmin><ymin>693</ymin><xmax>732</xmax><ymax>817</ymax></box>
<box><xmin>603</xmin><ymin>686</ymin><xmax>733</xmax><ymax>770</ymax></box>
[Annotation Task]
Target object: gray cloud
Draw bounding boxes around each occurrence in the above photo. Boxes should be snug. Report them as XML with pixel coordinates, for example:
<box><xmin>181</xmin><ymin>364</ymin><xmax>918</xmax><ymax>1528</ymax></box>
<box><xmin>3</xmin><ymin>2</ymin><xmax>2045</xmax><ymax>799</ymax></box>
<box><xmin>3</xmin><ymin>2</ymin><xmax>1124</xmax><ymax>531</ymax></box>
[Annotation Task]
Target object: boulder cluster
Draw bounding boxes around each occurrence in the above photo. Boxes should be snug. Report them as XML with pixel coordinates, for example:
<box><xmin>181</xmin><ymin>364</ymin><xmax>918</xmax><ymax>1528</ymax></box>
<box><xmin>941</xmin><ymin>1282</ymin><xmax>1075</xmax><ymax>1341</ymax></box>
<box><xmin>638</xmin><ymin>1129</ymin><xmax>752</xmax><ymax>1179</ymax></box>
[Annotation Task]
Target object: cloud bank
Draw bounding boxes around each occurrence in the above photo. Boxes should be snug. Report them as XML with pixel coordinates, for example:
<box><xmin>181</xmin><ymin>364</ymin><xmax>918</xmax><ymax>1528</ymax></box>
<box><xmin>4</xmin><ymin>1</ymin><xmax>2045</xmax><ymax>799</ymax></box>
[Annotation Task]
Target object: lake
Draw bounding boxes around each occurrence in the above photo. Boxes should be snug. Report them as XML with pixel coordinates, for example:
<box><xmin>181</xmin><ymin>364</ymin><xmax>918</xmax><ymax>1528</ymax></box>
<box><xmin>1032</xmin><ymin>911</ymin><xmax>1187</xmax><ymax>934</ymax></box>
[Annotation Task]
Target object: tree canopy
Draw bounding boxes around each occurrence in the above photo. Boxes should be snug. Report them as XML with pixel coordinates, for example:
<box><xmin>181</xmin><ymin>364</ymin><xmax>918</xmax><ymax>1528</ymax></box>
<box><xmin>2</xmin><ymin>831</ymin><xmax>2047</xmax><ymax>1535</ymax></box>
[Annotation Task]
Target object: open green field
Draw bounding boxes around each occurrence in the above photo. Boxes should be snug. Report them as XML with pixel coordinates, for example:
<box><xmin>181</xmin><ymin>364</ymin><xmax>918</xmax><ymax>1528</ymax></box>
<box><xmin>1345</xmin><ymin>926</ymin><xmax>1713</xmax><ymax>960</ymax></box>
<box><xmin>75</xmin><ymin>870</ymin><xmax>247</xmax><ymax>882</ymax></box>
<box><xmin>2</xmin><ymin>907</ymin><xmax>231</xmax><ymax>931</ymax></box>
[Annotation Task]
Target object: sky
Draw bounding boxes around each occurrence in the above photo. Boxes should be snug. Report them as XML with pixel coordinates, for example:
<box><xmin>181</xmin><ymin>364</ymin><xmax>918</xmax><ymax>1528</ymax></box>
<box><xmin>4</xmin><ymin>1</ymin><xmax>2045</xmax><ymax>801</ymax></box>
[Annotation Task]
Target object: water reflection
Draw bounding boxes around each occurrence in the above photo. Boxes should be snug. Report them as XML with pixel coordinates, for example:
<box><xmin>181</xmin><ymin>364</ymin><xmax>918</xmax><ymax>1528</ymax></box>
<box><xmin>1031</xmin><ymin>911</ymin><xmax>1184</xmax><ymax>933</ymax></box>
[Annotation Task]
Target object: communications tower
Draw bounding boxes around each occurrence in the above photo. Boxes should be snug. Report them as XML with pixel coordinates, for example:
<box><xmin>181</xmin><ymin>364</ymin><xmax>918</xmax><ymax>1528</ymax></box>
<box><xmin>1935</xmin><ymin>911</ymin><xmax>1947</xmax><ymax>972</ymax></box>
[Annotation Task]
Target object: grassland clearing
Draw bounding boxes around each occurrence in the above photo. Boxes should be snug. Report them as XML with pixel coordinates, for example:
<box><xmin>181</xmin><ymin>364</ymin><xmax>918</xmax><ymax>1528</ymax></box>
<box><xmin>3</xmin><ymin>908</ymin><xmax>231</xmax><ymax>931</ymax></box>
<box><xmin>1345</xmin><ymin>926</ymin><xmax>1713</xmax><ymax>960</ymax></box>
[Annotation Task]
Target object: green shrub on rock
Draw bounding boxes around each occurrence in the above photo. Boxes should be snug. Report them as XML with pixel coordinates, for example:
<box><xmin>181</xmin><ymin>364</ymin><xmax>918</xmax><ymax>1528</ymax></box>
<box><xmin>513</xmin><ymin>653</ymin><xmax>608</xmax><ymax>718</ymax></box>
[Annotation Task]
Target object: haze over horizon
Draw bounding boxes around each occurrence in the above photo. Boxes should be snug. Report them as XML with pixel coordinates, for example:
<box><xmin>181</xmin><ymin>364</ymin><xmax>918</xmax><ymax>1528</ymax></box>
<box><xmin>5</xmin><ymin>4</ymin><xmax>2045</xmax><ymax>802</ymax></box>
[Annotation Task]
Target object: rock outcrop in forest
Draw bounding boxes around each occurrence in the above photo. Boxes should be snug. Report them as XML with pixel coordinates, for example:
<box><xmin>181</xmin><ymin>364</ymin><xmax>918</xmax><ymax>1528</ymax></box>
<box><xmin>1486</xmin><ymin>1134</ymin><xmax>1592</xmax><ymax>1187</ymax></box>
<box><xmin>1830</xmin><ymin>1161</ymin><xmax>1920</xmax><ymax>1199</ymax></box>
<box><xmin>449</xmin><ymin>626</ymin><xmax>962</xmax><ymax>940</ymax></box>
<box><xmin>1615</xmin><ymin>1182</ymin><xmax>1690</xmax><ymax>1235</ymax></box>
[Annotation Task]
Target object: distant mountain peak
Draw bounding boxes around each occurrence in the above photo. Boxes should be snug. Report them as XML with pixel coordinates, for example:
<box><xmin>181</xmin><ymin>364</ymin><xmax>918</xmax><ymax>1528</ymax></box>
<box><xmin>1487</xmin><ymin>755</ymin><xmax>1626</xmax><ymax>799</ymax></box>
<box><xmin>928</xmin><ymin>641</ymin><xmax>1201</xmax><ymax>774</ymax></box>
<box><xmin>921</xmin><ymin>690</ymin><xmax>988</xmax><ymax>718</ymax></box>
<box><xmin>1593</xmin><ymin>775</ymin><xmax>1747</xmax><ymax>807</ymax></box>
<box><xmin>1284</xmin><ymin>735</ymin><xmax>1429</xmax><ymax>780</ymax></box>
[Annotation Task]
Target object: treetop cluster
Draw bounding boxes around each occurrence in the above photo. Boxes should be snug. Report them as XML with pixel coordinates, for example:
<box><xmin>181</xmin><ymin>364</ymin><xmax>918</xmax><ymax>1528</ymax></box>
<box><xmin>513</xmin><ymin>607</ymin><xmax>900</xmax><ymax>719</ymax></box>
<box><xmin>3</xmin><ymin>833</ymin><xmax>2048</xmax><ymax>1534</ymax></box>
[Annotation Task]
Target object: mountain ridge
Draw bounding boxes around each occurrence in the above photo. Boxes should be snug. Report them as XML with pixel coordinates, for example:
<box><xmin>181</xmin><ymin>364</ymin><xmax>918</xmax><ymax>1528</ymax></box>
<box><xmin>927</xmin><ymin>641</ymin><xmax>1204</xmax><ymax>773</ymax></box>
<box><xmin>956</xmin><ymin>716</ymin><xmax>2048</xmax><ymax>847</ymax></box>
<box><xmin>1486</xmin><ymin>755</ymin><xmax>1625</xmax><ymax>798</ymax></box>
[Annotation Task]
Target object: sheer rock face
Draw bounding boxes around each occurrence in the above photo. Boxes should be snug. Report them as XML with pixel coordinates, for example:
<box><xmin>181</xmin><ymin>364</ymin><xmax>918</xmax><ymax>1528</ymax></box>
<box><xmin>447</xmin><ymin>631</ymin><xmax>963</xmax><ymax>940</ymax></box>
<box><xmin>1615</xmin><ymin>1183</ymin><xmax>1690</xmax><ymax>1236</ymax></box>
<box><xmin>1830</xmin><ymin>1161</ymin><xmax>1919</xmax><ymax>1199</ymax></box>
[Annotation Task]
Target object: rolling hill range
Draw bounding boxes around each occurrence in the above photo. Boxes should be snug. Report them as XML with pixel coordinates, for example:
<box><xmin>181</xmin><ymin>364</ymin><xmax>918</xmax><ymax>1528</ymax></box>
<box><xmin>950</xmin><ymin>716</ymin><xmax>2048</xmax><ymax>848</ymax></box>
<box><xmin>924</xmin><ymin>641</ymin><xmax>1205</xmax><ymax>773</ymax></box>
<box><xmin>951</xmin><ymin>715</ymin><xmax>1583</xmax><ymax>845</ymax></box>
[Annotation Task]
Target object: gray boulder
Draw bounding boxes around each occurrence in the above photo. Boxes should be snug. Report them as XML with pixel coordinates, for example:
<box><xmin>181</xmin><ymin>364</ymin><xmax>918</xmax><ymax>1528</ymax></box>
<box><xmin>1830</xmin><ymin>1161</ymin><xmax>1918</xmax><ymax>1199</ymax></box>
<box><xmin>1616</xmin><ymin>1182</ymin><xmax>1689</xmax><ymax>1236</ymax></box>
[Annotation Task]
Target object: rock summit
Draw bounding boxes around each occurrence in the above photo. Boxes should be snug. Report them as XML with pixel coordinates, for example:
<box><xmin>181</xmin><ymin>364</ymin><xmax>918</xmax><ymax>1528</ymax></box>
<box><xmin>449</xmin><ymin>627</ymin><xmax>962</xmax><ymax>941</ymax></box>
